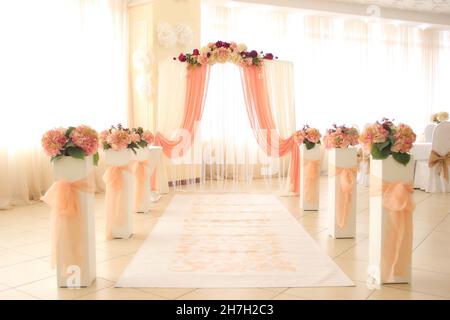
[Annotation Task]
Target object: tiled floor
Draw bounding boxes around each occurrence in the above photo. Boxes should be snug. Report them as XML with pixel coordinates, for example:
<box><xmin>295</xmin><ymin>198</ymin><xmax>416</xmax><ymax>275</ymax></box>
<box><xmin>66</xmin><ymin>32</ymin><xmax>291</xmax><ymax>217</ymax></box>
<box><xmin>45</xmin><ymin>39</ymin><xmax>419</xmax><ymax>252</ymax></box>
<box><xmin>0</xmin><ymin>177</ymin><xmax>449</xmax><ymax>300</ymax></box>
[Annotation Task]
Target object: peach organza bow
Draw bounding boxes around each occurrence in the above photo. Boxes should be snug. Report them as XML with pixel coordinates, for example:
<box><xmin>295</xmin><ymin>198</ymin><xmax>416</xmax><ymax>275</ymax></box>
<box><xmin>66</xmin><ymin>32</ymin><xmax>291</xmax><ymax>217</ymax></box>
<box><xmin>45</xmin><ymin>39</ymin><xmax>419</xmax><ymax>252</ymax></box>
<box><xmin>41</xmin><ymin>172</ymin><xmax>95</xmax><ymax>275</ymax></box>
<box><xmin>303</xmin><ymin>159</ymin><xmax>320</xmax><ymax>203</ymax></box>
<box><xmin>329</xmin><ymin>166</ymin><xmax>357</xmax><ymax>228</ymax></box>
<box><xmin>371</xmin><ymin>177</ymin><xmax>414</xmax><ymax>282</ymax></box>
<box><xmin>103</xmin><ymin>165</ymin><xmax>131</xmax><ymax>240</ymax></box>
<box><xmin>131</xmin><ymin>159</ymin><xmax>151</xmax><ymax>212</ymax></box>
<box><xmin>428</xmin><ymin>150</ymin><xmax>450</xmax><ymax>182</ymax></box>
<box><xmin>357</xmin><ymin>148</ymin><xmax>370</xmax><ymax>174</ymax></box>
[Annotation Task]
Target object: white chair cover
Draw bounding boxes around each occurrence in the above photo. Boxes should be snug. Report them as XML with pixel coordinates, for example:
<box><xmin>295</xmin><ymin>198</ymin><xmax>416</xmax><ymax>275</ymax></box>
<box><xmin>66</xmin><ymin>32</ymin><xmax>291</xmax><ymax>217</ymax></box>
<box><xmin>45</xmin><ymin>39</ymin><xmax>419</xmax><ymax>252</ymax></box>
<box><xmin>423</xmin><ymin>123</ymin><xmax>436</xmax><ymax>142</ymax></box>
<box><xmin>414</xmin><ymin>121</ymin><xmax>450</xmax><ymax>193</ymax></box>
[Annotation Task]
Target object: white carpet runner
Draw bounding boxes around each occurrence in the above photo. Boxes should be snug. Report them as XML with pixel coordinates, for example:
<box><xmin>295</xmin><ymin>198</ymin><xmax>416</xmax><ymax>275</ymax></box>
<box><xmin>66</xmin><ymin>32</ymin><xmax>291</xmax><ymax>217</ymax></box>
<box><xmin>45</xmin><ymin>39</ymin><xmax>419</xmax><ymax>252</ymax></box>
<box><xmin>116</xmin><ymin>194</ymin><xmax>353</xmax><ymax>288</ymax></box>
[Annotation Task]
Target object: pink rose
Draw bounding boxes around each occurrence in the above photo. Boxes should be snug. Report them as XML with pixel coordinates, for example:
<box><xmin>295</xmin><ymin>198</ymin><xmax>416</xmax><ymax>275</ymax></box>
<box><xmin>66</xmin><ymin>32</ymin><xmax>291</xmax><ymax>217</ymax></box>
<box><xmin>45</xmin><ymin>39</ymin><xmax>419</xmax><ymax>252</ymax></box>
<box><xmin>197</xmin><ymin>53</ymin><xmax>209</xmax><ymax>65</ymax></box>
<box><xmin>106</xmin><ymin>129</ymin><xmax>131</xmax><ymax>151</ymax></box>
<box><xmin>217</xmin><ymin>47</ymin><xmax>229</xmax><ymax>62</ymax></box>
<box><xmin>142</xmin><ymin>130</ymin><xmax>154</xmax><ymax>144</ymax></box>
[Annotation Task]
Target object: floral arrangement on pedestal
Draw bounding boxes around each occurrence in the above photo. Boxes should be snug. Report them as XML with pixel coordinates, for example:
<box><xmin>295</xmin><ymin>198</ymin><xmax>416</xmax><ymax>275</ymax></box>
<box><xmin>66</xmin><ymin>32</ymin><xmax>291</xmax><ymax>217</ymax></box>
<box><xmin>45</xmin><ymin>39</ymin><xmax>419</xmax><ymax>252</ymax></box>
<box><xmin>294</xmin><ymin>125</ymin><xmax>322</xmax><ymax>150</ymax></box>
<box><xmin>42</xmin><ymin>125</ymin><xmax>99</xmax><ymax>165</ymax></box>
<box><xmin>131</xmin><ymin>127</ymin><xmax>155</xmax><ymax>148</ymax></box>
<box><xmin>174</xmin><ymin>40</ymin><xmax>277</xmax><ymax>67</ymax></box>
<box><xmin>323</xmin><ymin>125</ymin><xmax>359</xmax><ymax>149</ymax></box>
<box><xmin>100</xmin><ymin>124</ymin><xmax>155</xmax><ymax>153</ymax></box>
<box><xmin>359</xmin><ymin>118</ymin><xmax>417</xmax><ymax>165</ymax></box>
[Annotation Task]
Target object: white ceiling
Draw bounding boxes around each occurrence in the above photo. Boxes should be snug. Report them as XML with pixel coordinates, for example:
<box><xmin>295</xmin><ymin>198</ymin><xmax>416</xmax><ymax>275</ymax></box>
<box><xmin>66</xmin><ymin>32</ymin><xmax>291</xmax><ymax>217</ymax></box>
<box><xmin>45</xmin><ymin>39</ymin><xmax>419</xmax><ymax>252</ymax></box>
<box><xmin>239</xmin><ymin>0</ymin><xmax>450</xmax><ymax>26</ymax></box>
<box><xmin>333</xmin><ymin>0</ymin><xmax>450</xmax><ymax>14</ymax></box>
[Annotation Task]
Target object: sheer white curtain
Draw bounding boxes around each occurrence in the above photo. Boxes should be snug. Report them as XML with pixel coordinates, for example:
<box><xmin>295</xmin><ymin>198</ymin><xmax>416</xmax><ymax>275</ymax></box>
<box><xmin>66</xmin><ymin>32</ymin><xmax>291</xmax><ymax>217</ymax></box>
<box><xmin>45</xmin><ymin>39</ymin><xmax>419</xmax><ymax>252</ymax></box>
<box><xmin>198</xmin><ymin>61</ymin><xmax>294</xmax><ymax>193</ymax></box>
<box><xmin>0</xmin><ymin>0</ymin><xmax>128</xmax><ymax>208</ymax></box>
<box><xmin>201</xmin><ymin>1</ymin><xmax>450</xmax><ymax>134</ymax></box>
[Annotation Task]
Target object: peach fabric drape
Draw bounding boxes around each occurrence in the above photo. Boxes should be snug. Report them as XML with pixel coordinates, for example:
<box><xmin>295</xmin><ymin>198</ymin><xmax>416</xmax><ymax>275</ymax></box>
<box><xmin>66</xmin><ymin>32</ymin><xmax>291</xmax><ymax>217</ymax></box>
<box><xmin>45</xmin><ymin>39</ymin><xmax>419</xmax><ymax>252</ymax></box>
<box><xmin>153</xmin><ymin>64</ymin><xmax>210</xmax><ymax>159</ymax></box>
<box><xmin>428</xmin><ymin>150</ymin><xmax>450</xmax><ymax>182</ymax></box>
<box><xmin>370</xmin><ymin>177</ymin><xmax>414</xmax><ymax>282</ymax></box>
<box><xmin>150</xmin><ymin>64</ymin><xmax>210</xmax><ymax>190</ymax></box>
<box><xmin>41</xmin><ymin>172</ymin><xmax>95</xmax><ymax>276</ymax></box>
<box><xmin>240</xmin><ymin>64</ymin><xmax>300</xmax><ymax>193</ymax></box>
<box><xmin>103</xmin><ymin>165</ymin><xmax>131</xmax><ymax>240</ymax></box>
<box><xmin>303</xmin><ymin>159</ymin><xmax>320</xmax><ymax>203</ymax></box>
<box><xmin>329</xmin><ymin>166</ymin><xmax>358</xmax><ymax>228</ymax></box>
<box><xmin>132</xmin><ymin>160</ymin><xmax>150</xmax><ymax>211</ymax></box>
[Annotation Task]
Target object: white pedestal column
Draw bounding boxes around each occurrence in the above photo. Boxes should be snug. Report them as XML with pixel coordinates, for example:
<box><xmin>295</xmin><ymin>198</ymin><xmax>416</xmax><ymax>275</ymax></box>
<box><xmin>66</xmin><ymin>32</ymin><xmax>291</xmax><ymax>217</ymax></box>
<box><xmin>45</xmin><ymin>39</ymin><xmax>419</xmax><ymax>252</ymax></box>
<box><xmin>104</xmin><ymin>149</ymin><xmax>134</xmax><ymax>239</ymax></box>
<box><xmin>134</xmin><ymin>146</ymin><xmax>162</xmax><ymax>213</ymax></box>
<box><xmin>369</xmin><ymin>155</ymin><xmax>414</xmax><ymax>284</ymax></box>
<box><xmin>53</xmin><ymin>156</ymin><xmax>96</xmax><ymax>288</ymax></box>
<box><xmin>300</xmin><ymin>144</ymin><xmax>320</xmax><ymax>211</ymax></box>
<box><xmin>328</xmin><ymin>148</ymin><xmax>357</xmax><ymax>239</ymax></box>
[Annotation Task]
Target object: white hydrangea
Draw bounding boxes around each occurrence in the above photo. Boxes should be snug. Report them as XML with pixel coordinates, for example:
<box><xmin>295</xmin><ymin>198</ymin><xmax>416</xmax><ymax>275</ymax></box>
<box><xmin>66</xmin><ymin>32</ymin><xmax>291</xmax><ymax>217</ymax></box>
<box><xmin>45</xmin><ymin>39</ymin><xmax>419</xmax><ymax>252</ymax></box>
<box><xmin>157</xmin><ymin>22</ymin><xmax>177</xmax><ymax>48</ymax></box>
<box><xmin>132</xmin><ymin>47</ymin><xmax>152</xmax><ymax>72</ymax></box>
<box><xmin>175</xmin><ymin>23</ymin><xmax>194</xmax><ymax>46</ymax></box>
<box><xmin>237</xmin><ymin>43</ymin><xmax>247</xmax><ymax>52</ymax></box>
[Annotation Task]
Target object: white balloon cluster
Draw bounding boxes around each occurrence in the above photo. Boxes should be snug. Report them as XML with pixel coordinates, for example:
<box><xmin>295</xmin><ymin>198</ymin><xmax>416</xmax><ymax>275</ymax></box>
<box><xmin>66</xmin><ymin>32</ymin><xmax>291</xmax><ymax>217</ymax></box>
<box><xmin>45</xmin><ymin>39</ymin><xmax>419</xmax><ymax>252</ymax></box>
<box><xmin>132</xmin><ymin>47</ymin><xmax>153</xmax><ymax>100</ymax></box>
<box><xmin>157</xmin><ymin>22</ymin><xmax>194</xmax><ymax>48</ymax></box>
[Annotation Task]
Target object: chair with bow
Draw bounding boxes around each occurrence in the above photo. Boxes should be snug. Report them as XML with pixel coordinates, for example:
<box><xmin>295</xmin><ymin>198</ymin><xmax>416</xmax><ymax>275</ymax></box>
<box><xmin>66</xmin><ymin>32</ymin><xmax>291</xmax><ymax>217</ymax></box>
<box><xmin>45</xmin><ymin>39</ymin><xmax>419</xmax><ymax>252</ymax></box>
<box><xmin>414</xmin><ymin>121</ymin><xmax>450</xmax><ymax>193</ymax></box>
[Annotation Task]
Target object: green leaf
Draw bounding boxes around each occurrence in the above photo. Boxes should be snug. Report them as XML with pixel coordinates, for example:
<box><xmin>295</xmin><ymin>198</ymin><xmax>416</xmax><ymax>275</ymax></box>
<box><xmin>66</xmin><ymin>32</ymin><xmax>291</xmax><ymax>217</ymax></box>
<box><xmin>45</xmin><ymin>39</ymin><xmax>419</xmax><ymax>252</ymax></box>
<box><xmin>392</xmin><ymin>152</ymin><xmax>411</xmax><ymax>166</ymax></box>
<box><xmin>93</xmin><ymin>152</ymin><xmax>99</xmax><ymax>166</ymax></box>
<box><xmin>138</xmin><ymin>141</ymin><xmax>147</xmax><ymax>148</ymax></box>
<box><xmin>376</xmin><ymin>140</ymin><xmax>391</xmax><ymax>152</ymax></box>
<box><xmin>103</xmin><ymin>142</ymin><xmax>111</xmax><ymax>150</ymax></box>
<box><xmin>304</xmin><ymin>140</ymin><xmax>315</xmax><ymax>150</ymax></box>
<box><xmin>66</xmin><ymin>127</ymin><xmax>75</xmax><ymax>138</ymax></box>
<box><xmin>371</xmin><ymin>144</ymin><xmax>390</xmax><ymax>160</ymax></box>
<box><xmin>51</xmin><ymin>155</ymin><xmax>63</xmax><ymax>162</ymax></box>
<box><xmin>66</xmin><ymin>147</ymin><xmax>86</xmax><ymax>160</ymax></box>
<box><xmin>65</xmin><ymin>141</ymin><xmax>75</xmax><ymax>148</ymax></box>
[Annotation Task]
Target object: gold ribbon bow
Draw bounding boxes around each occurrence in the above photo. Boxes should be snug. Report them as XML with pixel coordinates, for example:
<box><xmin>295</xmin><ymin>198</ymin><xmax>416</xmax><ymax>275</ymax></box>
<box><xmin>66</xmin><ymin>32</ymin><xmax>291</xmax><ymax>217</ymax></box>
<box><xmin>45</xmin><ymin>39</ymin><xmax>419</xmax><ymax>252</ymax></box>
<box><xmin>41</xmin><ymin>172</ymin><xmax>95</xmax><ymax>276</ymax></box>
<box><xmin>428</xmin><ymin>150</ymin><xmax>450</xmax><ymax>182</ymax></box>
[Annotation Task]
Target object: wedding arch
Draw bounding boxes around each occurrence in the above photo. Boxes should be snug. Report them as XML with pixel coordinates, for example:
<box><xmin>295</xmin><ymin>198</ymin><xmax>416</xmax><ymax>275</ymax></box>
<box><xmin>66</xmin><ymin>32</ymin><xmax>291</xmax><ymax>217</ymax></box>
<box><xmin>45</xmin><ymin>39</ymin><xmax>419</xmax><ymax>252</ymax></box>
<box><xmin>151</xmin><ymin>41</ymin><xmax>300</xmax><ymax>194</ymax></box>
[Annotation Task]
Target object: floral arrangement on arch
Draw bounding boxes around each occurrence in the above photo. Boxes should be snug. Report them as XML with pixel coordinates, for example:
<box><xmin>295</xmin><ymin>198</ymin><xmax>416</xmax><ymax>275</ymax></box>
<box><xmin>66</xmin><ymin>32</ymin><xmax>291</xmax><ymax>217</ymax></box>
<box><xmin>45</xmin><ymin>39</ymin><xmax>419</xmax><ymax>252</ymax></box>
<box><xmin>359</xmin><ymin>118</ymin><xmax>416</xmax><ymax>165</ymax></box>
<box><xmin>174</xmin><ymin>40</ymin><xmax>277</xmax><ymax>67</ymax></box>
<box><xmin>42</xmin><ymin>125</ymin><xmax>100</xmax><ymax>165</ymax></box>
<box><xmin>294</xmin><ymin>125</ymin><xmax>321</xmax><ymax>150</ymax></box>
<box><xmin>100</xmin><ymin>124</ymin><xmax>154</xmax><ymax>153</ymax></box>
<box><xmin>323</xmin><ymin>124</ymin><xmax>360</xmax><ymax>149</ymax></box>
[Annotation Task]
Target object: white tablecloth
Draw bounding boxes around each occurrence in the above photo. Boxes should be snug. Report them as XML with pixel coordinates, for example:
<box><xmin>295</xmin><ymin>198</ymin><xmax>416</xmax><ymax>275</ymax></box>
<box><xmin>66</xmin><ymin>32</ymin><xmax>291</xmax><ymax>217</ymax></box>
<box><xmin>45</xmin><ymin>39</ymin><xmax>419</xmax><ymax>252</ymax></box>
<box><xmin>411</xmin><ymin>142</ymin><xmax>432</xmax><ymax>161</ymax></box>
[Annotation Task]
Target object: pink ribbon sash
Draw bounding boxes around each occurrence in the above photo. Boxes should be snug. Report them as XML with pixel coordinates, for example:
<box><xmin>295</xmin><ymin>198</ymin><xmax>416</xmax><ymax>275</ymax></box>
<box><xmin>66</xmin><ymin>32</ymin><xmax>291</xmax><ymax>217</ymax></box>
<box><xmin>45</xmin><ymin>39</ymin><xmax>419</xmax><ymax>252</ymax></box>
<box><xmin>371</xmin><ymin>177</ymin><xmax>414</xmax><ymax>282</ymax></box>
<box><xmin>103</xmin><ymin>165</ymin><xmax>131</xmax><ymax>240</ymax></box>
<box><xmin>303</xmin><ymin>159</ymin><xmax>320</xmax><ymax>203</ymax></box>
<box><xmin>41</xmin><ymin>172</ymin><xmax>95</xmax><ymax>276</ymax></box>
<box><xmin>132</xmin><ymin>159</ymin><xmax>151</xmax><ymax>211</ymax></box>
<box><xmin>329</xmin><ymin>166</ymin><xmax>357</xmax><ymax>228</ymax></box>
